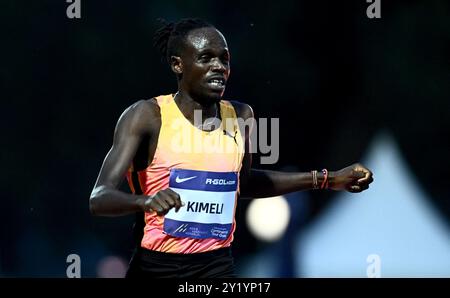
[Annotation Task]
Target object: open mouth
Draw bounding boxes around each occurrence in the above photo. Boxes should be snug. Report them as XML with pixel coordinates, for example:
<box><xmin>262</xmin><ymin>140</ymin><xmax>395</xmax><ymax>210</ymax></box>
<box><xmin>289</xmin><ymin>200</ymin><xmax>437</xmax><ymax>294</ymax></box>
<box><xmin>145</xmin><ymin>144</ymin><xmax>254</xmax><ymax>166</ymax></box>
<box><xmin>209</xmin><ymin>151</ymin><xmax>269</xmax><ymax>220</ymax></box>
<box><xmin>207</xmin><ymin>78</ymin><xmax>226</xmax><ymax>88</ymax></box>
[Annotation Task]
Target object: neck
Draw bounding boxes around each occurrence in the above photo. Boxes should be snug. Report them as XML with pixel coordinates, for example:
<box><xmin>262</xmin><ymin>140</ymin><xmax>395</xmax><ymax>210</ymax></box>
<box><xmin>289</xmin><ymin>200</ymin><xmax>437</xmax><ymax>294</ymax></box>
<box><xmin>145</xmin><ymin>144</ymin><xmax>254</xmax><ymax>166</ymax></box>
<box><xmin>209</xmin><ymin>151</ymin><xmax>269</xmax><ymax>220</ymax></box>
<box><xmin>174</xmin><ymin>90</ymin><xmax>219</xmax><ymax>120</ymax></box>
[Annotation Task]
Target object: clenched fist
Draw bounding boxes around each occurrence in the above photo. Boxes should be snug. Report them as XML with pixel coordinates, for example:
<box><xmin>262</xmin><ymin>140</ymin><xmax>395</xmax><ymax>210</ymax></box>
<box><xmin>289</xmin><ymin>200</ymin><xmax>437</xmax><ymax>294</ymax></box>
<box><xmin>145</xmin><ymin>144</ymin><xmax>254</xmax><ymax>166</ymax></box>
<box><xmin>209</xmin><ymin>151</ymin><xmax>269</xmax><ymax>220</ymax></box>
<box><xmin>140</xmin><ymin>188</ymin><xmax>184</xmax><ymax>216</ymax></box>
<box><xmin>330</xmin><ymin>163</ymin><xmax>374</xmax><ymax>193</ymax></box>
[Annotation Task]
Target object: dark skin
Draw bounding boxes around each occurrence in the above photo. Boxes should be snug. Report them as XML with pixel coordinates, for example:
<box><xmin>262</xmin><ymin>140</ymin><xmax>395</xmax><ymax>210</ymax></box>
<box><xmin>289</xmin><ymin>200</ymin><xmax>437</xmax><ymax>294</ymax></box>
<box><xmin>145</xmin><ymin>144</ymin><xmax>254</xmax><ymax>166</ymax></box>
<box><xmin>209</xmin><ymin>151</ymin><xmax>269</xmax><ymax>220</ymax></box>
<box><xmin>90</xmin><ymin>27</ymin><xmax>374</xmax><ymax>217</ymax></box>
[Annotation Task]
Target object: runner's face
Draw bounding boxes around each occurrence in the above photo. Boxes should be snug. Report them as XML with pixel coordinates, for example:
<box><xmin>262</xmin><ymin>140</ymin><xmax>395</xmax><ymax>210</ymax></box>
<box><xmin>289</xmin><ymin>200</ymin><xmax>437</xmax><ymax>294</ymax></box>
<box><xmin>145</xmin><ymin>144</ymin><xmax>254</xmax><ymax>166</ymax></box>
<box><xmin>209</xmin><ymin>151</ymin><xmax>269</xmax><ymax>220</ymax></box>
<box><xmin>178</xmin><ymin>27</ymin><xmax>230</xmax><ymax>104</ymax></box>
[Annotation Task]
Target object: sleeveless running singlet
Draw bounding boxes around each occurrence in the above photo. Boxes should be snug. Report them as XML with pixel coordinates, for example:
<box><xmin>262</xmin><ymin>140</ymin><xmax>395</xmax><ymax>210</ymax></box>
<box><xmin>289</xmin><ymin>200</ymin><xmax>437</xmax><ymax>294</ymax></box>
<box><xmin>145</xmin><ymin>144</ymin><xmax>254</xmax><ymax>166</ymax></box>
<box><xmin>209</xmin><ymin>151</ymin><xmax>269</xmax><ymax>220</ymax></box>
<box><xmin>126</xmin><ymin>94</ymin><xmax>245</xmax><ymax>254</ymax></box>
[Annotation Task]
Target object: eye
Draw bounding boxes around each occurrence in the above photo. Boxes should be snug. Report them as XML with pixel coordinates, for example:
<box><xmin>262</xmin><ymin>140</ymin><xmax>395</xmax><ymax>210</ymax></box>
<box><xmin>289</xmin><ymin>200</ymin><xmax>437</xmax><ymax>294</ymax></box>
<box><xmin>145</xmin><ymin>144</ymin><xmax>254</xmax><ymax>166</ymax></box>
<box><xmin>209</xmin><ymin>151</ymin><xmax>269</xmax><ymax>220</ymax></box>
<box><xmin>199</xmin><ymin>54</ymin><xmax>211</xmax><ymax>62</ymax></box>
<box><xmin>221</xmin><ymin>53</ymin><xmax>230</xmax><ymax>64</ymax></box>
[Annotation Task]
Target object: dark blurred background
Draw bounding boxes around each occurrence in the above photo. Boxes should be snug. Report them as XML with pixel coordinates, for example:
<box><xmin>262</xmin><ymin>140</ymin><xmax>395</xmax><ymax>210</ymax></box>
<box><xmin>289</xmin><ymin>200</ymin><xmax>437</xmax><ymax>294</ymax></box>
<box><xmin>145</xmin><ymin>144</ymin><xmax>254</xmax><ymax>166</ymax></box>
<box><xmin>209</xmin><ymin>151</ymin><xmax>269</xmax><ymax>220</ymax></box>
<box><xmin>1</xmin><ymin>0</ymin><xmax>449</xmax><ymax>277</ymax></box>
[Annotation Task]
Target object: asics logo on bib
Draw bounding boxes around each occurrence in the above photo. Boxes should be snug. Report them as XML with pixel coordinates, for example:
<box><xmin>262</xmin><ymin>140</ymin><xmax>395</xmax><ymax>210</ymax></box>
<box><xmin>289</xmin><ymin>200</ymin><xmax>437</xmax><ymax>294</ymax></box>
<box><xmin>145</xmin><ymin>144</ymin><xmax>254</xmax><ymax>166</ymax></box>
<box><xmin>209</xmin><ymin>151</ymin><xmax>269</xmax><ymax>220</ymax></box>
<box><xmin>205</xmin><ymin>178</ymin><xmax>236</xmax><ymax>185</ymax></box>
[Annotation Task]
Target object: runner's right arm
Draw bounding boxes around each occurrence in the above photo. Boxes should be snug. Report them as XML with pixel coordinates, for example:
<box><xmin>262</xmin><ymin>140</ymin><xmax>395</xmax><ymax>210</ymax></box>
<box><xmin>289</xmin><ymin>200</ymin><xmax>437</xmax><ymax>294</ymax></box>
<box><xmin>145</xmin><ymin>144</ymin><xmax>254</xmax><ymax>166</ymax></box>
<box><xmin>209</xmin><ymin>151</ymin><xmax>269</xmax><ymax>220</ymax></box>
<box><xmin>89</xmin><ymin>100</ymin><xmax>182</xmax><ymax>217</ymax></box>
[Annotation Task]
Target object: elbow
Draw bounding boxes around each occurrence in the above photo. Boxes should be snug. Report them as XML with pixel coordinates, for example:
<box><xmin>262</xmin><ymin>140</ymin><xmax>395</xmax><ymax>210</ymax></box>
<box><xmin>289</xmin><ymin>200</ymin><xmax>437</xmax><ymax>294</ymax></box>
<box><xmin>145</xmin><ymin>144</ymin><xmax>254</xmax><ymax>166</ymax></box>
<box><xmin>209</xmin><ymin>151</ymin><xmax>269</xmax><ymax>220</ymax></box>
<box><xmin>89</xmin><ymin>186</ymin><xmax>106</xmax><ymax>216</ymax></box>
<box><xmin>89</xmin><ymin>195</ymin><xmax>99</xmax><ymax>216</ymax></box>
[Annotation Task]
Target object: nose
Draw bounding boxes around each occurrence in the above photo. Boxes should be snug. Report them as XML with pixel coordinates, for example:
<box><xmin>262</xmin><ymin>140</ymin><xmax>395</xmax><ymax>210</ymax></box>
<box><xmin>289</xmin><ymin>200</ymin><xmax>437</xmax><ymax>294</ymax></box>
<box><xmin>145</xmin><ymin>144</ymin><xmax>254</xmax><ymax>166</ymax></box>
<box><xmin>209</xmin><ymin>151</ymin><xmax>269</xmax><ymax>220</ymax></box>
<box><xmin>211</xmin><ymin>58</ymin><xmax>226</xmax><ymax>73</ymax></box>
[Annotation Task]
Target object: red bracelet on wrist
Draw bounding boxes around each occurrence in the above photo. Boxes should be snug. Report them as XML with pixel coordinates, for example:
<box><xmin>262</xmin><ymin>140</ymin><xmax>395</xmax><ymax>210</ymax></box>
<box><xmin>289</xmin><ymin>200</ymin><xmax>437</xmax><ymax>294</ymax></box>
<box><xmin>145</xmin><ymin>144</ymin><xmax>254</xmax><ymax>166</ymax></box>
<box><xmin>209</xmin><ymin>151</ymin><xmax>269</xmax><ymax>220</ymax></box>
<box><xmin>321</xmin><ymin>169</ymin><xmax>329</xmax><ymax>189</ymax></box>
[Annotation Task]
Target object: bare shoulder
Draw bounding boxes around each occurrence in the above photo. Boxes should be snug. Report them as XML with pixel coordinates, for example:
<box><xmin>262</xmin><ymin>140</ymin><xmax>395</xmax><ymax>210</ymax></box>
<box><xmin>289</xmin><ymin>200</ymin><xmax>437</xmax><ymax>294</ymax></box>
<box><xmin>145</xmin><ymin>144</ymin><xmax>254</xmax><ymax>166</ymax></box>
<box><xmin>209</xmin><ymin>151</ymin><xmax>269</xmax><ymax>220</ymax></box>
<box><xmin>228</xmin><ymin>100</ymin><xmax>254</xmax><ymax>120</ymax></box>
<box><xmin>116</xmin><ymin>98</ymin><xmax>161</xmax><ymax>136</ymax></box>
<box><xmin>123</xmin><ymin>98</ymin><xmax>160</xmax><ymax>119</ymax></box>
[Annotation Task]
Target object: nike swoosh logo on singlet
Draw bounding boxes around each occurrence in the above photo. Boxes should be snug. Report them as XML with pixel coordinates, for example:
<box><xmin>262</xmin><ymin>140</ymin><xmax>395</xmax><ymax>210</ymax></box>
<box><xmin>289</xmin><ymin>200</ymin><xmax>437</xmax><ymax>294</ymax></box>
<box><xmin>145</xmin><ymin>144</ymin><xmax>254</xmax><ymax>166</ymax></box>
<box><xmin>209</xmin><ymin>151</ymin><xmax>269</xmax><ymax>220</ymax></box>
<box><xmin>175</xmin><ymin>176</ymin><xmax>197</xmax><ymax>183</ymax></box>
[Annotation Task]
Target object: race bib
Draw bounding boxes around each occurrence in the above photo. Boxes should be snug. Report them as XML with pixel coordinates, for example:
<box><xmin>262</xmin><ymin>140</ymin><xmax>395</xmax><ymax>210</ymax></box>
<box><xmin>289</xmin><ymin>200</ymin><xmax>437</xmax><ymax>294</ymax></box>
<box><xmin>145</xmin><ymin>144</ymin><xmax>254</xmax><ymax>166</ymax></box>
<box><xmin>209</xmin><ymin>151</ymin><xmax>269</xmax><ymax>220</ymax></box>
<box><xmin>163</xmin><ymin>168</ymin><xmax>238</xmax><ymax>240</ymax></box>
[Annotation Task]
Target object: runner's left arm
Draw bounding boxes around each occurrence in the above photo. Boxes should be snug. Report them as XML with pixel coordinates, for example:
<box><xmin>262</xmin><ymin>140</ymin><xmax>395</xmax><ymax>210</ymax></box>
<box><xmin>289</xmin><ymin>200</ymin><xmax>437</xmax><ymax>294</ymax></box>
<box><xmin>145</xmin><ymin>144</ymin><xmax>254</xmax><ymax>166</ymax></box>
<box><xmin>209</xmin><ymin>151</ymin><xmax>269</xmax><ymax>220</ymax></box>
<box><xmin>234</xmin><ymin>102</ymin><xmax>373</xmax><ymax>198</ymax></box>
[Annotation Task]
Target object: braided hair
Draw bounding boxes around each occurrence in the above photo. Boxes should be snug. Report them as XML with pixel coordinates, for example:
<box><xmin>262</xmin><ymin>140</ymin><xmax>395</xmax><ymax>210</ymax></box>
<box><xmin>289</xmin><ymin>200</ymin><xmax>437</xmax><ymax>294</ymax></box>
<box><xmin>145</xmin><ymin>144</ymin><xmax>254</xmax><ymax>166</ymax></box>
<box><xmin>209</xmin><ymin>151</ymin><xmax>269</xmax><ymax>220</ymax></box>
<box><xmin>153</xmin><ymin>18</ymin><xmax>214</xmax><ymax>64</ymax></box>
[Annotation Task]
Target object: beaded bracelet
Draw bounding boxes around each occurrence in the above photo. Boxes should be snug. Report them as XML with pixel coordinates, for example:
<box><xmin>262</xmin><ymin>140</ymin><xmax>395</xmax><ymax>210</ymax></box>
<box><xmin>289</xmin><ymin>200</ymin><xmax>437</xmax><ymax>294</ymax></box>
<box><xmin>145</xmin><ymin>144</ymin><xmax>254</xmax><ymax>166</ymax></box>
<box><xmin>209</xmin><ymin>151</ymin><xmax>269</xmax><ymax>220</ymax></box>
<box><xmin>311</xmin><ymin>170</ymin><xmax>319</xmax><ymax>189</ymax></box>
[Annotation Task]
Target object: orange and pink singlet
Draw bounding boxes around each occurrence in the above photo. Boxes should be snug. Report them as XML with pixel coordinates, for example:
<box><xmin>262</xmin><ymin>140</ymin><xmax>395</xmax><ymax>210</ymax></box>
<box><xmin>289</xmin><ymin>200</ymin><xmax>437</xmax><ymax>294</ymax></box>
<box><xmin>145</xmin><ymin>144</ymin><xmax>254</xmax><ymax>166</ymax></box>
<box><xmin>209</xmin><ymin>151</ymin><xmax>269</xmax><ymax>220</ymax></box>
<box><xmin>126</xmin><ymin>94</ymin><xmax>244</xmax><ymax>254</ymax></box>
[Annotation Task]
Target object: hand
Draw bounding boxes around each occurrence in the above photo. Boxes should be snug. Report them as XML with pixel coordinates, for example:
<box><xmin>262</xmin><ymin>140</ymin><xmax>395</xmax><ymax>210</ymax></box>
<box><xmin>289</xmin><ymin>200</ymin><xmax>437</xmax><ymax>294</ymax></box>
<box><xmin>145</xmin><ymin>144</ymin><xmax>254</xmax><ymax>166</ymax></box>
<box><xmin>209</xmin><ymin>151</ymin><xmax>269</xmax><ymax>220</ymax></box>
<box><xmin>329</xmin><ymin>163</ymin><xmax>374</xmax><ymax>193</ymax></box>
<box><xmin>141</xmin><ymin>188</ymin><xmax>184</xmax><ymax>216</ymax></box>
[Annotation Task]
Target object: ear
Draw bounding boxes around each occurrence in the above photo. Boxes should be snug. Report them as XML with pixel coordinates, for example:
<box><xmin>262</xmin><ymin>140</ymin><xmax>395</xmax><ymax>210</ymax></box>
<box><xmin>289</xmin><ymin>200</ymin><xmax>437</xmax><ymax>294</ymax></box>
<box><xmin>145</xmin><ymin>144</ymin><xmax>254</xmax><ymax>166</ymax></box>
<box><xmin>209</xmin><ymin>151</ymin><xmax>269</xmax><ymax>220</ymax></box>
<box><xmin>170</xmin><ymin>56</ymin><xmax>183</xmax><ymax>74</ymax></box>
